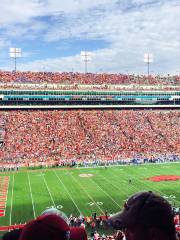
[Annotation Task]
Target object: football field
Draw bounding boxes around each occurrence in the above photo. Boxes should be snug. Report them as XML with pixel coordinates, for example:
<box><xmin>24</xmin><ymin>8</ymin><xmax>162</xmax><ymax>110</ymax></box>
<box><xmin>0</xmin><ymin>163</ymin><xmax>180</xmax><ymax>228</ymax></box>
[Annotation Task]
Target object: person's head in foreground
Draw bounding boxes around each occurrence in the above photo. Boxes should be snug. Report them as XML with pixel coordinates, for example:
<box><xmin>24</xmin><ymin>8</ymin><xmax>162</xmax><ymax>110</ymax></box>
<box><xmin>19</xmin><ymin>214</ymin><xmax>87</xmax><ymax>240</ymax></box>
<box><xmin>109</xmin><ymin>191</ymin><xmax>176</xmax><ymax>240</ymax></box>
<box><xmin>41</xmin><ymin>207</ymin><xmax>70</xmax><ymax>224</ymax></box>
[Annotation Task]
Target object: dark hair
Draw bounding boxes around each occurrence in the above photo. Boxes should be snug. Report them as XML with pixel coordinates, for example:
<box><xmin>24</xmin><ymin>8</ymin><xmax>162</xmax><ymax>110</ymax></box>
<box><xmin>2</xmin><ymin>229</ymin><xmax>22</xmax><ymax>240</ymax></box>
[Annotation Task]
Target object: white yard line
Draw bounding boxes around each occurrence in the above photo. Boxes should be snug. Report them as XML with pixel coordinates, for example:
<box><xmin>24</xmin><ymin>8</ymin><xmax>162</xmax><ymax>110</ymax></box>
<box><xmin>53</xmin><ymin>170</ymin><xmax>83</xmax><ymax>216</ymax></box>
<box><xmin>88</xmin><ymin>177</ymin><xmax>121</xmax><ymax>208</ymax></box>
<box><xmin>111</xmin><ymin>170</ymin><xmax>152</xmax><ymax>195</ymax></box>
<box><xmin>41</xmin><ymin>172</ymin><xmax>56</xmax><ymax>207</ymax></box>
<box><xmin>9</xmin><ymin>174</ymin><xmax>14</xmax><ymax>226</ymax></box>
<box><xmin>27</xmin><ymin>172</ymin><xmax>36</xmax><ymax>219</ymax></box>
<box><xmin>69</xmin><ymin>172</ymin><xmax>105</xmax><ymax>215</ymax></box>
<box><xmin>97</xmin><ymin>172</ymin><xmax>130</xmax><ymax>199</ymax></box>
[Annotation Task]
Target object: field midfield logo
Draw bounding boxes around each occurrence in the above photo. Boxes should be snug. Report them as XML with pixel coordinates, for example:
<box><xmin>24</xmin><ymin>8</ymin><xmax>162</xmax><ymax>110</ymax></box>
<box><xmin>79</xmin><ymin>174</ymin><xmax>94</xmax><ymax>178</ymax></box>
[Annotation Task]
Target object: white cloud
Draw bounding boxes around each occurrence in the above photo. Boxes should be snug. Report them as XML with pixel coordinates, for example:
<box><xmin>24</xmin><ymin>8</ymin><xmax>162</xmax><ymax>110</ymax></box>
<box><xmin>0</xmin><ymin>0</ymin><xmax>42</xmax><ymax>25</ymax></box>
<box><xmin>0</xmin><ymin>0</ymin><xmax>115</xmax><ymax>26</ymax></box>
<box><xmin>1</xmin><ymin>0</ymin><xmax>180</xmax><ymax>74</ymax></box>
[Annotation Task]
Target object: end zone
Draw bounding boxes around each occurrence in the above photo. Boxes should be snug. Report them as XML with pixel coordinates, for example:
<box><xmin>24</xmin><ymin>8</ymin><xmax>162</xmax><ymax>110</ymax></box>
<box><xmin>0</xmin><ymin>176</ymin><xmax>9</xmax><ymax>217</ymax></box>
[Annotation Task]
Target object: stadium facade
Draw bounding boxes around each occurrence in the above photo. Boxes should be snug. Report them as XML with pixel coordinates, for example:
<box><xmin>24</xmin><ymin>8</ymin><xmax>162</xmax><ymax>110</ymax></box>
<box><xmin>0</xmin><ymin>89</ymin><xmax>179</xmax><ymax>109</ymax></box>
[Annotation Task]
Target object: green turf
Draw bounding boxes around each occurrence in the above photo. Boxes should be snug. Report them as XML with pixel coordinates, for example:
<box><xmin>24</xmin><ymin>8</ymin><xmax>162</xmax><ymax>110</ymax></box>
<box><xmin>0</xmin><ymin>163</ymin><xmax>180</xmax><ymax>227</ymax></box>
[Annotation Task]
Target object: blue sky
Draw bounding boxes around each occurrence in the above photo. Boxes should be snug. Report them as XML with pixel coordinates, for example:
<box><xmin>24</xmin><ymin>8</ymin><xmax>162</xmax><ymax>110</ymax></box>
<box><xmin>0</xmin><ymin>0</ymin><xmax>180</xmax><ymax>74</ymax></box>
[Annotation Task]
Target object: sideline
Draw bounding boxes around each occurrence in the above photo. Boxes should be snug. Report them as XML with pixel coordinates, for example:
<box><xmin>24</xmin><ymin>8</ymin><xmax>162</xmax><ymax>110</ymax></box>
<box><xmin>0</xmin><ymin>161</ymin><xmax>180</xmax><ymax>175</ymax></box>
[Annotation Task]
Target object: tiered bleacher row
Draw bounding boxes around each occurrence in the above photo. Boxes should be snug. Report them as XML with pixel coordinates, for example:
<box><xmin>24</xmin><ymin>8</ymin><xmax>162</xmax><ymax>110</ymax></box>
<box><xmin>0</xmin><ymin>71</ymin><xmax>180</xmax><ymax>85</ymax></box>
<box><xmin>0</xmin><ymin>71</ymin><xmax>179</xmax><ymax>165</ymax></box>
<box><xmin>0</xmin><ymin>71</ymin><xmax>180</xmax><ymax>91</ymax></box>
<box><xmin>0</xmin><ymin>110</ymin><xmax>179</xmax><ymax>166</ymax></box>
<box><xmin>0</xmin><ymin>71</ymin><xmax>179</xmax><ymax>108</ymax></box>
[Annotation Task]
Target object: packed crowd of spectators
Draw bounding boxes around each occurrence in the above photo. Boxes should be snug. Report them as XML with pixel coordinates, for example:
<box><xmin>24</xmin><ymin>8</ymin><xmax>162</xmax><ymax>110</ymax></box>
<box><xmin>0</xmin><ymin>109</ymin><xmax>179</xmax><ymax>165</ymax></box>
<box><xmin>0</xmin><ymin>71</ymin><xmax>180</xmax><ymax>89</ymax></box>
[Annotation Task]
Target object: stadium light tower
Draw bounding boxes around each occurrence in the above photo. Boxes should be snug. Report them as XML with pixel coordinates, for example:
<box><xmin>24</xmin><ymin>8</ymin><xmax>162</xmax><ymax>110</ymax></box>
<box><xmin>144</xmin><ymin>53</ymin><xmax>153</xmax><ymax>76</ymax></box>
<box><xmin>81</xmin><ymin>51</ymin><xmax>92</xmax><ymax>74</ymax></box>
<box><xmin>9</xmin><ymin>48</ymin><xmax>22</xmax><ymax>72</ymax></box>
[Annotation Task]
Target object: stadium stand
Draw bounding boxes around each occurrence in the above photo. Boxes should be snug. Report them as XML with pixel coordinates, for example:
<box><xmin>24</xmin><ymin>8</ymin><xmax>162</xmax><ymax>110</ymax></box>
<box><xmin>0</xmin><ymin>71</ymin><xmax>180</xmax><ymax>239</ymax></box>
<box><xmin>0</xmin><ymin>110</ymin><xmax>179</xmax><ymax>165</ymax></box>
<box><xmin>0</xmin><ymin>71</ymin><xmax>180</xmax><ymax>91</ymax></box>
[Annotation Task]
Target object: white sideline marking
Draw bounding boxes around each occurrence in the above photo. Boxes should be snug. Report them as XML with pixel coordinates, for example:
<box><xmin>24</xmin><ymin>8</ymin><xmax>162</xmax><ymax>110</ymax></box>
<box><xmin>9</xmin><ymin>174</ymin><xmax>14</xmax><ymax>226</ymax></box>
<box><xmin>27</xmin><ymin>172</ymin><xmax>36</xmax><ymax>219</ymax></box>
<box><xmin>75</xmin><ymin>161</ymin><xmax>180</xmax><ymax>170</ymax></box>
<box><xmin>88</xmin><ymin>177</ymin><xmax>121</xmax><ymax>208</ymax></box>
<box><xmin>41</xmin><ymin>172</ymin><xmax>56</xmax><ymax>207</ymax></box>
<box><xmin>69</xmin><ymin>172</ymin><xmax>105</xmax><ymax>215</ymax></box>
<box><xmin>53</xmin><ymin>170</ymin><xmax>82</xmax><ymax>216</ymax></box>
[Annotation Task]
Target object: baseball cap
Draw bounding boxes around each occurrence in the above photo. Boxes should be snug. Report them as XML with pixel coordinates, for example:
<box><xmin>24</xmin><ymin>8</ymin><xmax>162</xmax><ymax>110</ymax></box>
<box><xmin>109</xmin><ymin>191</ymin><xmax>175</xmax><ymax>232</ymax></box>
<box><xmin>41</xmin><ymin>207</ymin><xmax>70</xmax><ymax>224</ymax></box>
<box><xmin>19</xmin><ymin>214</ymin><xmax>87</xmax><ymax>240</ymax></box>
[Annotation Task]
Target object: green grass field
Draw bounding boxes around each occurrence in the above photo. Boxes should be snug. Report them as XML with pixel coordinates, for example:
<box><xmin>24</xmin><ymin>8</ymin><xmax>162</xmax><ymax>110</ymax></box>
<box><xmin>0</xmin><ymin>163</ymin><xmax>180</xmax><ymax>228</ymax></box>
